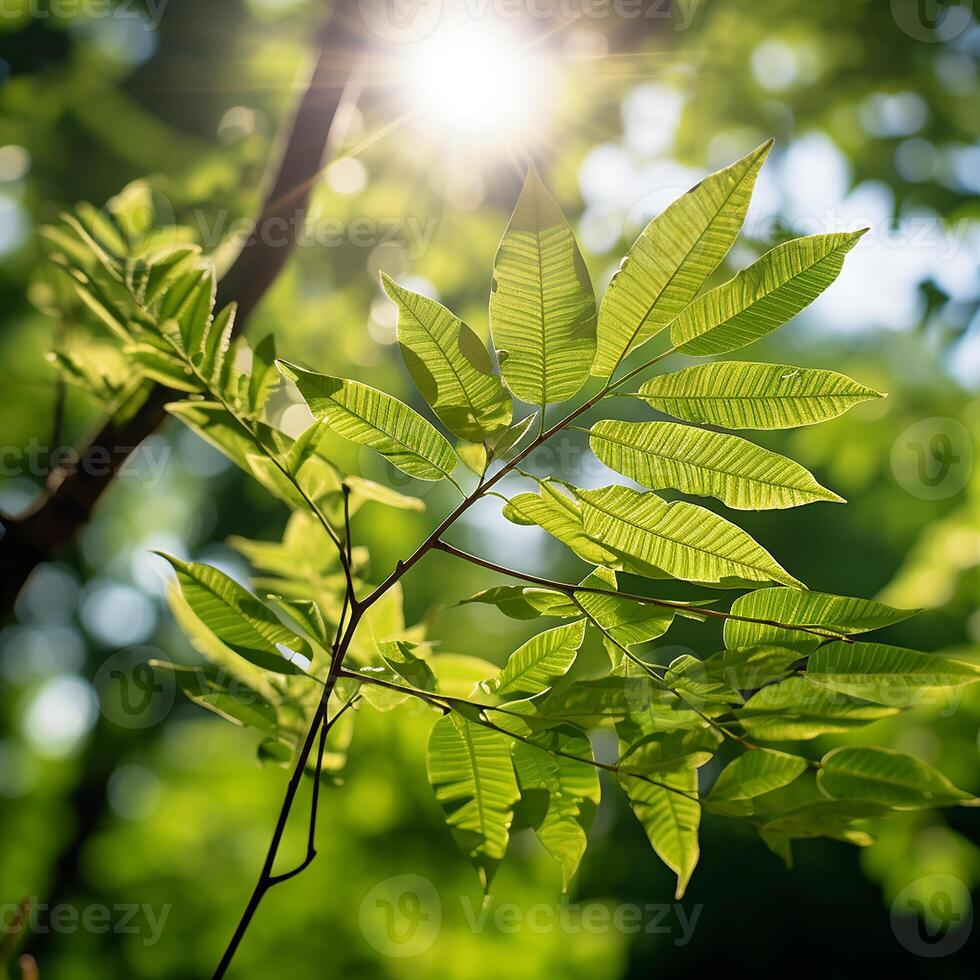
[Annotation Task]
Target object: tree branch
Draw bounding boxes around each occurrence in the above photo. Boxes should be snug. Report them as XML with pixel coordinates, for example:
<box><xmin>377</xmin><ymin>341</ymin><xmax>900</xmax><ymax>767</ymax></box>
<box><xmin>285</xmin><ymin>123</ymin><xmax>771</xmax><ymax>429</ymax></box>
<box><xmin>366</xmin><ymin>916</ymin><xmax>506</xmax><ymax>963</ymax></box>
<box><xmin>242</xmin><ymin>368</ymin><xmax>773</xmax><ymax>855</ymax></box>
<box><xmin>431</xmin><ymin>539</ymin><xmax>853</xmax><ymax>643</ymax></box>
<box><xmin>0</xmin><ymin>11</ymin><xmax>367</xmax><ymax>620</ymax></box>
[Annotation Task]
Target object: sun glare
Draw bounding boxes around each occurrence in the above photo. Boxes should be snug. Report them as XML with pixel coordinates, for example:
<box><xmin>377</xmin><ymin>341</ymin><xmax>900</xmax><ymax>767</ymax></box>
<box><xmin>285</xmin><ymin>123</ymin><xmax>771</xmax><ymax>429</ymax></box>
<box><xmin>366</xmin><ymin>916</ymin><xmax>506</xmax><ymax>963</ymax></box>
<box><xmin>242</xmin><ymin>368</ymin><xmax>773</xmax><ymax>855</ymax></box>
<box><xmin>403</xmin><ymin>21</ymin><xmax>552</xmax><ymax>144</ymax></box>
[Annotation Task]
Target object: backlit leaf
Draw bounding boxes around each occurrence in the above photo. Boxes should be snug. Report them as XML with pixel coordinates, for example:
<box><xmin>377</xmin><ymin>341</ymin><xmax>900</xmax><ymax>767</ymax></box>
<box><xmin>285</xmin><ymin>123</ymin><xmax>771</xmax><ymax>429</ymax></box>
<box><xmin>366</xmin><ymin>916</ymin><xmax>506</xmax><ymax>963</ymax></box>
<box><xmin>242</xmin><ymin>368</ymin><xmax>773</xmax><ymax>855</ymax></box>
<box><xmin>594</xmin><ymin>142</ymin><xmax>771</xmax><ymax>376</ymax></box>
<box><xmin>576</xmin><ymin>485</ymin><xmax>802</xmax><ymax>588</ymax></box>
<box><xmin>383</xmin><ymin>274</ymin><xmax>512</xmax><ymax>441</ymax></box>
<box><xmin>589</xmin><ymin>420</ymin><xmax>843</xmax><ymax>510</ymax></box>
<box><xmin>671</xmin><ymin>231</ymin><xmax>865</xmax><ymax>356</ymax></box>
<box><xmin>279</xmin><ymin>361</ymin><xmax>458</xmax><ymax>481</ymax></box>
<box><xmin>636</xmin><ymin>361</ymin><xmax>882</xmax><ymax>429</ymax></box>
<box><xmin>490</xmin><ymin>166</ymin><xmax>596</xmax><ymax>404</ymax></box>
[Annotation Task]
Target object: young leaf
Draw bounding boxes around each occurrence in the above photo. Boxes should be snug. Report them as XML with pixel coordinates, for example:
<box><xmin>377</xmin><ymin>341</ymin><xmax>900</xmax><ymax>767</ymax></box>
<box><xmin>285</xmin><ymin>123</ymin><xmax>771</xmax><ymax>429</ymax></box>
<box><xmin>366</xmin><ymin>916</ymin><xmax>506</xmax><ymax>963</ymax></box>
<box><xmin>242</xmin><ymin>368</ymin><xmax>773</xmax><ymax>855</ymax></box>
<box><xmin>200</xmin><ymin>303</ymin><xmax>237</xmax><ymax>387</ymax></box>
<box><xmin>279</xmin><ymin>361</ymin><xmax>459</xmax><ymax>481</ymax></box>
<box><xmin>709</xmin><ymin>749</ymin><xmax>808</xmax><ymax>802</ymax></box>
<box><xmin>245</xmin><ymin>333</ymin><xmax>279</xmax><ymax>415</ymax></box>
<box><xmin>589</xmin><ymin>420</ymin><xmax>843</xmax><ymax>510</ymax></box>
<box><xmin>383</xmin><ymin>274</ymin><xmax>512</xmax><ymax>441</ymax></box>
<box><xmin>485</xmin><ymin>621</ymin><xmax>586</xmax><ymax>700</ymax></box>
<box><xmin>159</xmin><ymin>267</ymin><xmax>216</xmax><ymax>357</ymax></box>
<box><xmin>489</xmin><ymin>166</ymin><xmax>596</xmax><ymax>405</ymax></box>
<box><xmin>635</xmin><ymin>362</ymin><xmax>883</xmax><ymax>430</ymax></box>
<box><xmin>618</xmin><ymin>768</ymin><xmax>700</xmax><ymax>899</ymax></box>
<box><xmin>737</xmin><ymin>677</ymin><xmax>898</xmax><ymax>740</ymax></box>
<box><xmin>594</xmin><ymin>141</ymin><xmax>771</xmax><ymax>377</ymax></box>
<box><xmin>724</xmin><ymin>589</ymin><xmax>917</xmax><ymax>654</ymax></box>
<box><xmin>817</xmin><ymin>746</ymin><xmax>978</xmax><ymax>809</ymax></box>
<box><xmin>805</xmin><ymin>641</ymin><xmax>980</xmax><ymax>705</ymax></box>
<box><xmin>511</xmin><ymin>726</ymin><xmax>600</xmax><ymax>891</ymax></box>
<box><xmin>426</xmin><ymin>714</ymin><xmax>520</xmax><ymax>888</ymax></box>
<box><xmin>671</xmin><ymin>231</ymin><xmax>866</xmax><ymax>356</ymax></box>
<box><xmin>575</xmin><ymin>485</ymin><xmax>802</xmax><ymax>588</ymax></box>
<box><xmin>158</xmin><ymin>554</ymin><xmax>309</xmax><ymax>675</ymax></box>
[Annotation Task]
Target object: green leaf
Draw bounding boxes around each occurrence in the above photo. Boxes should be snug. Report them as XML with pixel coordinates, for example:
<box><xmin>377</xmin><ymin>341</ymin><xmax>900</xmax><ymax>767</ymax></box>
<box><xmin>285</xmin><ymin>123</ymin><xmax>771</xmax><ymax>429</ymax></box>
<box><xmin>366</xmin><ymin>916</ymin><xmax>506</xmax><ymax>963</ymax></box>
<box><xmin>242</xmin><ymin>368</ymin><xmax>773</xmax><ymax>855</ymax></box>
<box><xmin>383</xmin><ymin>274</ymin><xmax>512</xmax><ymax>441</ymax></box>
<box><xmin>817</xmin><ymin>746</ymin><xmax>978</xmax><ymax>809</ymax></box>
<box><xmin>378</xmin><ymin>639</ymin><xmax>438</xmax><ymax>693</ymax></box>
<box><xmin>428</xmin><ymin>654</ymin><xmax>500</xmax><ymax>699</ymax></box>
<box><xmin>575</xmin><ymin>485</ymin><xmax>802</xmax><ymax>588</ymax></box>
<box><xmin>200</xmin><ymin>303</ymin><xmax>237</xmax><ymax>388</ymax></box>
<box><xmin>575</xmin><ymin>568</ymin><xmax>676</xmax><ymax>647</ymax></box>
<box><xmin>511</xmin><ymin>726</ymin><xmax>600</xmax><ymax>890</ymax></box>
<box><xmin>805</xmin><ymin>641</ymin><xmax>980</xmax><ymax>705</ymax></box>
<box><xmin>344</xmin><ymin>475</ymin><xmax>425</xmax><ymax>512</ymax></box>
<box><xmin>709</xmin><ymin>749</ymin><xmax>808</xmax><ymax>802</ymax></box>
<box><xmin>594</xmin><ymin>141</ymin><xmax>771</xmax><ymax>377</ymax></box>
<box><xmin>737</xmin><ymin>677</ymin><xmax>898</xmax><ymax>740</ymax></box>
<box><xmin>671</xmin><ymin>231</ymin><xmax>866</xmax><ymax>356</ymax></box>
<box><xmin>663</xmin><ymin>654</ymin><xmax>744</xmax><ymax>706</ymax></box>
<box><xmin>490</xmin><ymin>166</ymin><xmax>596</xmax><ymax>405</ymax></box>
<box><xmin>158</xmin><ymin>554</ymin><xmax>309</xmax><ymax>675</ymax></box>
<box><xmin>246</xmin><ymin>333</ymin><xmax>279</xmax><ymax>415</ymax></box>
<box><xmin>489</xmin><ymin>413</ymin><xmax>538</xmax><ymax>460</ymax></box>
<box><xmin>589</xmin><ymin>420</ymin><xmax>843</xmax><ymax>510</ymax></box>
<box><xmin>458</xmin><ymin>441</ymin><xmax>489</xmax><ymax>477</ymax></box>
<box><xmin>620</xmin><ymin>727</ymin><xmax>721</xmax><ymax>774</ymax></box>
<box><xmin>166</xmin><ymin>402</ymin><xmax>263</xmax><ymax>472</ymax></box>
<box><xmin>759</xmin><ymin>800</ymin><xmax>886</xmax><ymax>858</ymax></box>
<box><xmin>150</xmin><ymin>661</ymin><xmax>278</xmax><ymax>733</ymax></box>
<box><xmin>619</xmin><ymin>768</ymin><xmax>700</xmax><ymax>898</ymax></box>
<box><xmin>159</xmin><ymin>267</ymin><xmax>216</xmax><ymax>356</ymax></box>
<box><xmin>485</xmin><ymin>621</ymin><xmax>586</xmax><ymax>700</ymax></box>
<box><xmin>699</xmin><ymin>645</ymin><xmax>803</xmax><ymax>691</ymax></box>
<box><xmin>279</xmin><ymin>361</ymin><xmax>458</xmax><ymax>481</ymax></box>
<box><xmin>635</xmin><ymin>361</ymin><xmax>883</xmax><ymax>430</ymax></box>
<box><xmin>725</xmin><ymin>590</ymin><xmax>916</xmax><ymax>654</ymax></box>
<box><xmin>502</xmin><ymin>483</ymin><xmax>618</xmax><ymax>567</ymax></box>
<box><xmin>262</xmin><ymin>595</ymin><xmax>330</xmax><ymax>648</ymax></box>
<box><xmin>459</xmin><ymin>586</ymin><xmax>574</xmax><ymax>622</ymax></box>
<box><xmin>426</xmin><ymin>714</ymin><xmax>520</xmax><ymax>887</ymax></box>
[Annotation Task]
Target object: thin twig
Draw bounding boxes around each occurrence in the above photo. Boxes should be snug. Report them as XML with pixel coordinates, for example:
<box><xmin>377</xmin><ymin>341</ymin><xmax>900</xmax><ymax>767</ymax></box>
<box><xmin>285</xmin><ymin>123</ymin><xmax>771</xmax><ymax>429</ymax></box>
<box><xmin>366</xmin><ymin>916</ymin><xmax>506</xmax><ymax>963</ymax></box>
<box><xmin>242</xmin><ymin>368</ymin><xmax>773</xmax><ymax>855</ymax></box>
<box><xmin>431</xmin><ymin>539</ymin><xmax>852</xmax><ymax>643</ymax></box>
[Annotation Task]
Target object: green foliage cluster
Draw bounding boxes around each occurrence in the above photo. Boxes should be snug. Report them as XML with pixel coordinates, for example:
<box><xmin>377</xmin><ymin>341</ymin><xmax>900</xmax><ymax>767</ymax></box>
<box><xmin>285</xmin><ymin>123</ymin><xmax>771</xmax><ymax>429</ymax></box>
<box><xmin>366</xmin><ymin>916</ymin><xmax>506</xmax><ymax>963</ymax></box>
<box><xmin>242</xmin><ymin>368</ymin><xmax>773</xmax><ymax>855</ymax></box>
<box><xmin>45</xmin><ymin>143</ymin><xmax>980</xmax><ymax>909</ymax></box>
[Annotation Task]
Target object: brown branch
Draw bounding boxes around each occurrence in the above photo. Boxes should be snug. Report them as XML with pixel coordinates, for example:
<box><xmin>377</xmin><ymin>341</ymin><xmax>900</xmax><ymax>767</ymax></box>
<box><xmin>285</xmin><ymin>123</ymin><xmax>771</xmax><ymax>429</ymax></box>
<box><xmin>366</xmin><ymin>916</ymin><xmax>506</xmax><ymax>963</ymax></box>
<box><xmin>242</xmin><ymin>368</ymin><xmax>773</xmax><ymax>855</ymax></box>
<box><xmin>0</xmin><ymin>12</ymin><xmax>367</xmax><ymax>619</ymax></box>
